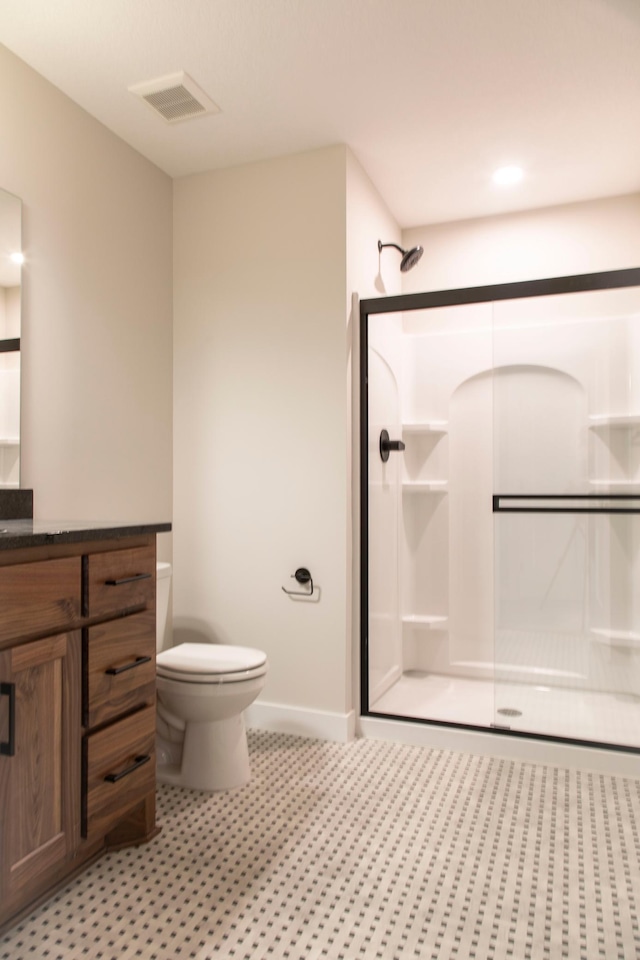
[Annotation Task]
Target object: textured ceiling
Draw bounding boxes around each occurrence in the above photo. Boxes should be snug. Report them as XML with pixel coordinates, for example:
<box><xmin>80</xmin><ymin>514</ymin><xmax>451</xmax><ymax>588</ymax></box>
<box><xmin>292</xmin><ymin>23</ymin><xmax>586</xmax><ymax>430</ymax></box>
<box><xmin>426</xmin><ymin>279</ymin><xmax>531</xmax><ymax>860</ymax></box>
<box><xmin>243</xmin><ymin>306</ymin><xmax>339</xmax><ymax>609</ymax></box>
<box><xmin>1</xmin><ymin>0</ymin><xmax>639</xmax><ymax>227</ymax></box>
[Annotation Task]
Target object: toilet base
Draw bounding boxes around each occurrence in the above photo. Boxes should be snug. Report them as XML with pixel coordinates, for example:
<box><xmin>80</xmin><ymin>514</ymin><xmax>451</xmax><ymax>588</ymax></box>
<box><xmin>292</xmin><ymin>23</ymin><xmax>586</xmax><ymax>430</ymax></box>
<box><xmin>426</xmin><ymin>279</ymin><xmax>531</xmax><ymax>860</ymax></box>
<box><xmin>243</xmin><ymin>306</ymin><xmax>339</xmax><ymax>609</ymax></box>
<box><xmin>156</xmin><ymin>712</ymin><xmax>251</xmax><ymax>792</ymax></box>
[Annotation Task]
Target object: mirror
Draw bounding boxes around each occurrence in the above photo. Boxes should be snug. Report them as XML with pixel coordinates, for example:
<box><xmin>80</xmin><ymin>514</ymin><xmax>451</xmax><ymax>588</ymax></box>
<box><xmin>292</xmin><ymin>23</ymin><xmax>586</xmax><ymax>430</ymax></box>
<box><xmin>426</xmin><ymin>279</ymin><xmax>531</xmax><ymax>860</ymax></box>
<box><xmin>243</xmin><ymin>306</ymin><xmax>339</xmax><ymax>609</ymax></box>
<box><xmin>0</xmin><ymin>188</ymin><xmax>21</xmax><ymax>489</ymax></box>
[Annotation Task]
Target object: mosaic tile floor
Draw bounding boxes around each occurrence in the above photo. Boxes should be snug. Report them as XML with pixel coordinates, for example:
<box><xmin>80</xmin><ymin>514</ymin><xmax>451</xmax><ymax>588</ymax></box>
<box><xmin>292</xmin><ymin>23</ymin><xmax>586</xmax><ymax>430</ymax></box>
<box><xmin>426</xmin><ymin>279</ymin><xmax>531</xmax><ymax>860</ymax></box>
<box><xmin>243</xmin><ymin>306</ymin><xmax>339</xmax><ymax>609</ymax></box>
<box><xmin>2</xmin><ymin>730</ymin><xmax>640</xmax><ymax>959</ymax></box>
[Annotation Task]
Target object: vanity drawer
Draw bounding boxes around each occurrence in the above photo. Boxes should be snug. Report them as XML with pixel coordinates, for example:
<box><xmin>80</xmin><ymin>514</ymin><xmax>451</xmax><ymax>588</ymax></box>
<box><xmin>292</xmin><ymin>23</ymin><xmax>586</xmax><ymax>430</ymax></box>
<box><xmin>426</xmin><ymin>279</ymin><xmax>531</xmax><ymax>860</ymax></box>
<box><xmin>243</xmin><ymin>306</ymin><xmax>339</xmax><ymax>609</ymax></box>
<box><xmin>0</xmin><ymin>557</ymin><xmax>81</xmax><ymax>645</ymax></box>
<box><xmin>85</xmin><ymin>609</ymin><xmax>156</xmax><ymax>728</ymax></box>
<box><xmin>83</xmin><ymin>704</ymin><xmax>156</xmax><ymax>839</ymax></box>
<box><xmin>86</xmin><ymin>542</ymin><xmax>155</xmax><ymax>618</ymax></box>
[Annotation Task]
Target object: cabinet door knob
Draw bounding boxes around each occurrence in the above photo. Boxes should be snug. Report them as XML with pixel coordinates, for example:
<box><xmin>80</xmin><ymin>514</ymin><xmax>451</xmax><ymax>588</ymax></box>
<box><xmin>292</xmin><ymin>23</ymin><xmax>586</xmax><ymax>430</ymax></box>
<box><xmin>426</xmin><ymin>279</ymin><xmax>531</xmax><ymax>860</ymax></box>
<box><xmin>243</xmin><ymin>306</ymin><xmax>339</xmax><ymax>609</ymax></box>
<box><xmin>105</xmin><ymin>656</ymin><xmax>152</xmax><ymax>676</ymax></box>
<box><xmin>104</xmin><ymin>754</ymin><xmax>151</xmax><ymax>783</ymax></box>
<box><xmin>0</xmin><ymin>682</ymin><xmax>15</xmax><ymax>757</ymax></box>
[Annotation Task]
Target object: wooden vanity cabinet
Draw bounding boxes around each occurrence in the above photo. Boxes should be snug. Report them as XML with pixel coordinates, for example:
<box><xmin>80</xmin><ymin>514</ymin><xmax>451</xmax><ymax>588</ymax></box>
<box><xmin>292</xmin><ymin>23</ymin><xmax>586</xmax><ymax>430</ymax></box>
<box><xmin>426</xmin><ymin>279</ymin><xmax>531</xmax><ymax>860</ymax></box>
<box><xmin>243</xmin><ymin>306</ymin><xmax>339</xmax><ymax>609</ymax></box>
<box><xmin>0</xmin><ymin>535</ymin><xmax>159</xmax><ymax>932</ymax></box>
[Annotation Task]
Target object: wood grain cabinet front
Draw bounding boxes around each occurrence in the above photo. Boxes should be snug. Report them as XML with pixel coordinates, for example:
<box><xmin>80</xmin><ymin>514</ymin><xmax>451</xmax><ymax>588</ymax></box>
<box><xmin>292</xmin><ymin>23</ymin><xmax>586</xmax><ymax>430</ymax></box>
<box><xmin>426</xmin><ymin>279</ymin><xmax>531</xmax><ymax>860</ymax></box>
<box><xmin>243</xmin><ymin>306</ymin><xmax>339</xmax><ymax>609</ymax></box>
<box><xmin>0</xmin><ymin>632</ymin><xmax>81</xmax><ymax>914</ymax></box>
<box><xmin>0</xmin><ymin>534</ymin><xmax>161</xmax><ymax>934</ymax></box>
<box><xmin>0</xmin><ymin>557</ymin><xmax>81</xmax><ymax>644</ymax></box>
<box><xmin>82</xmin><ymin>704</ymin><xmax>156</xmax><ymax>842</ymax></box>
<box><xmin>84</xmin><ymin>608</ymin><xmax>156</xmax><ymax>728</ymax></box>
<box><xmin>86</xmin><ymin>543</ymin><xmax>155</xmax><ymax>619</ymax></box>
<box><xmin>81</xmin><ymin>541</ymin><xmax>158</xmax><ymax>853</ymax></box>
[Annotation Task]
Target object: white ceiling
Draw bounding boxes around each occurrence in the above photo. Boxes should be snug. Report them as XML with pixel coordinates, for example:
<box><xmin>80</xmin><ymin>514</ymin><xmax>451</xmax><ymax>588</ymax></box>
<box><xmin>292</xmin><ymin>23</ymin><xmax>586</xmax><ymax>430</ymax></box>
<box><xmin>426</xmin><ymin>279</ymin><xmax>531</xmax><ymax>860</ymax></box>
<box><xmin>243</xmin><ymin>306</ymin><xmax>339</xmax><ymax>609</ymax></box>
<box><xmin>1</xmin><ymin>0</ymin><xmax>640</xmax><ymax>228</ymax></box>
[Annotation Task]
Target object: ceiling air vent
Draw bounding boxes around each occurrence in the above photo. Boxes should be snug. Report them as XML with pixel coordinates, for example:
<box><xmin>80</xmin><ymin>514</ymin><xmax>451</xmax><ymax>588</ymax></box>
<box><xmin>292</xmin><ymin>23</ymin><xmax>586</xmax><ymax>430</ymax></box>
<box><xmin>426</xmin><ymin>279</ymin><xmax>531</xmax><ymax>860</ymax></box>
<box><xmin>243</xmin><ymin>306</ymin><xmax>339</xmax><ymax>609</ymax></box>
<box><xmin>129</xmin><ymin>71</ymin><xmax>220</xmax><ymax>124</ymax></box>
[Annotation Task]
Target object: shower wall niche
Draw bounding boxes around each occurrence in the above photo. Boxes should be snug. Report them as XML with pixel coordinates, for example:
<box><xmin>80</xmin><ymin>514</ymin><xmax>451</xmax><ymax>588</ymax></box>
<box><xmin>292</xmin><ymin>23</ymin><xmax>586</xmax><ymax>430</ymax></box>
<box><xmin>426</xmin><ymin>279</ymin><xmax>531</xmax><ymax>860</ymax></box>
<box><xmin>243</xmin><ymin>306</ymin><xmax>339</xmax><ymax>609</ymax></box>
<box><xmin>362</xmin><ymin>273</ymin><xmax>640</xmax><ymax>750</ymax></box>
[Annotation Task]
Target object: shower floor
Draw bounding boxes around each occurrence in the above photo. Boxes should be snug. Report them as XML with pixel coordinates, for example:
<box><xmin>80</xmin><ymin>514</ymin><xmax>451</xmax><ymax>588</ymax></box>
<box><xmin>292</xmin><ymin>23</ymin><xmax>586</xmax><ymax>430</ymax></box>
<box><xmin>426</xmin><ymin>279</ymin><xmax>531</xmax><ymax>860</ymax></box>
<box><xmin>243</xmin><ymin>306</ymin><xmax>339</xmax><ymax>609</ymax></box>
<box><xmin>370</xmin><ymin>672</ymin><xmax>640</xmax><ymax>750</ymax></box>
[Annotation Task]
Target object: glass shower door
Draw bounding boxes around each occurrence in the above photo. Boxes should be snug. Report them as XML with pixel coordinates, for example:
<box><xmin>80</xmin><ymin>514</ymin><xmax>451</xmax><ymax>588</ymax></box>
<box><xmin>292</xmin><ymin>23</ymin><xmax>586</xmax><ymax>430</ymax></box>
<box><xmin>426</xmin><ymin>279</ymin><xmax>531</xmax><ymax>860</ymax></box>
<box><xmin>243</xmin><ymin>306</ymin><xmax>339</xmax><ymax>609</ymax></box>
<box><xmin>492</xmin><ymin>284</ymin><xmax>640</xmax><ymax>748</ymax></box>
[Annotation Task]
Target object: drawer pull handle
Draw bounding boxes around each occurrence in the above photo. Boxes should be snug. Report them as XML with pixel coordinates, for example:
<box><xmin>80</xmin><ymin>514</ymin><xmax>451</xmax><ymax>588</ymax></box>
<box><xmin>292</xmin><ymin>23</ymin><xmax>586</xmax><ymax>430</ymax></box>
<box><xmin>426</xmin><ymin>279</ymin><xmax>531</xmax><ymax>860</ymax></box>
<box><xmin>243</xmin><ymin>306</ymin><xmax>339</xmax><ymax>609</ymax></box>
<box><xmin>105</xmin><ymin>655</ymin><xmax>152</xmax><ymax>676</ymax></box>
<box><xmin>104</xmin><ymin>754</ymin><xmax>151</xmax><ymax>783</ymax></box>
<box><xmin>0</xmin><ymin>682</ymin><xmax>15</xmax><ymax>757</ymax></box>
<box><xmin>104</xmin><ymin>573</ymin><xmax>152</xmax><ymax>586</ymax></box>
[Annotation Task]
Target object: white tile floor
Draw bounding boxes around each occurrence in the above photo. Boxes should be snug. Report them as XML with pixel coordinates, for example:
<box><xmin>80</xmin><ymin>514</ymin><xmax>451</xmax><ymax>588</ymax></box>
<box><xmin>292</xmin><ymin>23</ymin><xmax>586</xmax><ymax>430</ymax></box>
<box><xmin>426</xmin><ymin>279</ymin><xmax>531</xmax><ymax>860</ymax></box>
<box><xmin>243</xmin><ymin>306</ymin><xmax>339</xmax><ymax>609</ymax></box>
<box><xmin>2</xmin><ymin>730</ymin><xmax>640</xmax><ymax>960</ymax></box>
<box><xmin>371</xmin><ymin>673</ymin><xmax>640</xmax><ymax>749</ymax></box>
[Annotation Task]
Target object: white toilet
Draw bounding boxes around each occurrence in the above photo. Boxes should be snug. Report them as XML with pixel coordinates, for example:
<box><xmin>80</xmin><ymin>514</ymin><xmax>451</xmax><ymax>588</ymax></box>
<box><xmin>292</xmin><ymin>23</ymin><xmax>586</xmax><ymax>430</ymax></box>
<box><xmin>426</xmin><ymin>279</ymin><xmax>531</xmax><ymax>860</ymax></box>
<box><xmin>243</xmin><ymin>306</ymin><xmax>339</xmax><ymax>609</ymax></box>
<box><xmin>155</xmin><ymin>562</ymin><xmax>268</xmax><ymax>791</ymax></box>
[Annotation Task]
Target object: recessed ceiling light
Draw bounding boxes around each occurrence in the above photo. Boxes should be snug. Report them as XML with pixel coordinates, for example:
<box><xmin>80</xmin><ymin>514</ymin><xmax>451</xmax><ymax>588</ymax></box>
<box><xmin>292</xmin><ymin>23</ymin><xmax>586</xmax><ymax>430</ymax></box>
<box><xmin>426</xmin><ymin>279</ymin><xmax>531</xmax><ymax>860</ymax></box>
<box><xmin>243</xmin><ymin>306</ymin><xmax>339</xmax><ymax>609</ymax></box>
<box><xmin>492</xmin><ymin>165</ymin><xmax>524</xmax><ymax>186</ymax></box>
<box><xmin>9</xmin><ymin>252</ymin><xmax>24</xmax><ymax>265</ymax></box>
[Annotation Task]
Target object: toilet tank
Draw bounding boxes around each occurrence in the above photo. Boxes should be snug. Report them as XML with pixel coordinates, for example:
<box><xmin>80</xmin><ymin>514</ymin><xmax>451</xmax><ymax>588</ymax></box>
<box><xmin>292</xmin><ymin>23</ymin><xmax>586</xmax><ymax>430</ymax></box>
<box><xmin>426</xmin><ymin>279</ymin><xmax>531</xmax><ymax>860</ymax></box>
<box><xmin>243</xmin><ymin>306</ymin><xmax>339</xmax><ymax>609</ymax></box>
<box><xmin>156</xmin><ymin>562</ymin><xmax>172</xmax><ymax>653</ymax></box>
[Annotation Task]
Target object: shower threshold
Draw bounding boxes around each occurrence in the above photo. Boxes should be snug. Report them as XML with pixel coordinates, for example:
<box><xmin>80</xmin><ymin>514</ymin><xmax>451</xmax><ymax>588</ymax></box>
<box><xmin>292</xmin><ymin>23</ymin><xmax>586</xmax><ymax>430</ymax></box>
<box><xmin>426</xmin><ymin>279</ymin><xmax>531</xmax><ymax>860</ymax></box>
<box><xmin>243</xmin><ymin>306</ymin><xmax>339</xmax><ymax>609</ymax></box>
<box><xmin>370</xmin><ymin>672</ymin><xmax>640</xmax><ymax>750</ymax></box>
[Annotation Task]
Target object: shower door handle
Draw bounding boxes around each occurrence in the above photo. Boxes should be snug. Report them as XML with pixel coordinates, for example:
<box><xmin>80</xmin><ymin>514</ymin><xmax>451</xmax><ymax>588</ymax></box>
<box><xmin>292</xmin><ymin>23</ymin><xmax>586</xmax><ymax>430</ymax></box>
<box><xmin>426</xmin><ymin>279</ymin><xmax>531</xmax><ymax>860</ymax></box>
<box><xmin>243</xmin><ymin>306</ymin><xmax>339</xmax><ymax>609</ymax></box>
<box><xmin>380</xmin><ymin>429</ymin><xmax>406</xmax><ymax>462</ymax></box>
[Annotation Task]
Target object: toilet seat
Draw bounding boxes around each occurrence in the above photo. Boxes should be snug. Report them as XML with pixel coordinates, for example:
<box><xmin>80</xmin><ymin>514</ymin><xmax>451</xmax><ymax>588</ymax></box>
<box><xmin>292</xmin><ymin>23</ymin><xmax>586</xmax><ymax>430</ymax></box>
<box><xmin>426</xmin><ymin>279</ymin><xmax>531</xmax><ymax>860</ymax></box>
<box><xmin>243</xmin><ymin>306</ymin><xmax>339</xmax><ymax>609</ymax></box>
<box><xmin>156</xmin><ymin>642</ymin><xmax>268</xmax><ymax>684</ymax></box>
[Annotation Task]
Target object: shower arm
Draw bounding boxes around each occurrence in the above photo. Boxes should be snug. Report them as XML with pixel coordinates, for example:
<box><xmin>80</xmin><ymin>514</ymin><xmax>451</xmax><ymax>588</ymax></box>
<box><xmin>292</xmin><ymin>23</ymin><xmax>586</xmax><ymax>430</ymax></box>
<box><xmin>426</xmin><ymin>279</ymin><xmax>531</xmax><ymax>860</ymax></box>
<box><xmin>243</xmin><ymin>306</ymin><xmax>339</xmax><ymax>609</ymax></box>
<box><xmin>378</xmin><ymin>241</ymin><xmax>405</xmax><ymax>254</ymax></box>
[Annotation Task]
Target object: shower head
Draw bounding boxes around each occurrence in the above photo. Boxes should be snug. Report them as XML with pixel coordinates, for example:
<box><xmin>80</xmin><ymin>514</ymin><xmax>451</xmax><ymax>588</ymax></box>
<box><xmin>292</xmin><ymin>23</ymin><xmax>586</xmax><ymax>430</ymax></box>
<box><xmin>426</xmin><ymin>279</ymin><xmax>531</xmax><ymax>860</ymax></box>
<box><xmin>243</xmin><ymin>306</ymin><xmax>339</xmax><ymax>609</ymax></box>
<box><xmin>378</xmin><ymin>240</ymin><xmax>424</xmax><ymax>273</ymax></box>
<box><xmin>400</xmin><ymin>245</ymin><xmax>424</xmax><ymax>272</ymax></box>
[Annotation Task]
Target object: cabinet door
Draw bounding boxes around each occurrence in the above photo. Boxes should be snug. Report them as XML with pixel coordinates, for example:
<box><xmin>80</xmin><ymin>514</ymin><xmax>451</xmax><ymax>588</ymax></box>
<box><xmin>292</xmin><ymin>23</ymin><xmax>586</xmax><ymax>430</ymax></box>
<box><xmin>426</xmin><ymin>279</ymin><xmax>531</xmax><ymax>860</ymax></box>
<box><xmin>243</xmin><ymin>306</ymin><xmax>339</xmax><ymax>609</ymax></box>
<box><xmin>0</xmin><ymin>632</ymin><xmax>81</xmax><ymax>908</ymax></box>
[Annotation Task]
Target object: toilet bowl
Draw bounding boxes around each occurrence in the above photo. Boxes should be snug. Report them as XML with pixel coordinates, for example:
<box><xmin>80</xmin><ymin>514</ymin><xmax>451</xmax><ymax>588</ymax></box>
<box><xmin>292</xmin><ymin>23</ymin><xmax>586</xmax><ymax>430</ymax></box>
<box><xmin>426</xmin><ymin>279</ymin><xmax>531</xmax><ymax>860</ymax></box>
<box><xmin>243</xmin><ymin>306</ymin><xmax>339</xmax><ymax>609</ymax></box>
<box><xmin>155</xmin><ymin>563</ymin><xmax>268</xmax><ymax>791</ymax></box>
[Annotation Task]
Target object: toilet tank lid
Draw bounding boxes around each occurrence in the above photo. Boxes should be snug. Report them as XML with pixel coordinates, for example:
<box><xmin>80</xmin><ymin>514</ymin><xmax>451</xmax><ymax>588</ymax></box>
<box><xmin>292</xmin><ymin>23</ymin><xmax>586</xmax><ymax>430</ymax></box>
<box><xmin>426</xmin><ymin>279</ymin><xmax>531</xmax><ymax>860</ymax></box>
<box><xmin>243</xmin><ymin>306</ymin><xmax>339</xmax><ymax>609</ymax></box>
<box><xmin>156</xmin><ymin>562</ymin><xmax>172</xmax><ymax>579</ymax></box>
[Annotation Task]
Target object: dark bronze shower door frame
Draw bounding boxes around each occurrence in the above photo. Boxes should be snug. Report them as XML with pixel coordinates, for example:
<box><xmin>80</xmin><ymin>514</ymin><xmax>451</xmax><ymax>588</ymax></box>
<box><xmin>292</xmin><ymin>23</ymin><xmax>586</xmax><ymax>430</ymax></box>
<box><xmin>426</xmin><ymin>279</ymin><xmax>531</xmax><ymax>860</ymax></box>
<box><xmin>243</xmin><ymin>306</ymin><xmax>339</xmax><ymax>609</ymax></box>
<box><xmin>360</xmin><ymin>266</ymin><xmax>640</xmax><ymax>752</ymax></box>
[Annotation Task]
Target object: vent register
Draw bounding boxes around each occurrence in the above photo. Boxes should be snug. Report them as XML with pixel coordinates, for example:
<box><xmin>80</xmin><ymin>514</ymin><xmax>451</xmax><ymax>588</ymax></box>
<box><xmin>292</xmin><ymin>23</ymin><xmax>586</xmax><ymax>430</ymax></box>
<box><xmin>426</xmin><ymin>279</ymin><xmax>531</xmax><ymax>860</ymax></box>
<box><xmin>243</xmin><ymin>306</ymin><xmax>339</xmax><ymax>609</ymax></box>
<box><xmin>129</xmin><ymin>71</ymin><xmax>220</xmax><ymax>123</ymax></box>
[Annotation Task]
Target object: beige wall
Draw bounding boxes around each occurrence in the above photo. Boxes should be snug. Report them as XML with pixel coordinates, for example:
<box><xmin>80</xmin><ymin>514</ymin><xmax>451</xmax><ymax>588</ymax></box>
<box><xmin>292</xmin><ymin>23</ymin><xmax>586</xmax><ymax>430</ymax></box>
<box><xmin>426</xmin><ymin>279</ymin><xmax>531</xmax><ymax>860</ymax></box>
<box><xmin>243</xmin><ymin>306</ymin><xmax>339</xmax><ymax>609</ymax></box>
<box><xmin>0</xmin><ymin>45</ymin><xmax>173</xmax><ymax>547</ymax></box>
<box><xmin>401</xmin><ymin>193</ymin><xmax>640</xmax><ymax>293</ymax></box>
<box><xmin>173</xmin><ymin>146</ymin><xmax>351</xmax><ymax>722</ymax></box>
<box><xmin>173</xmin><ymin>145</ymin><xmax>404</xmax><ymax>732</ymax></box>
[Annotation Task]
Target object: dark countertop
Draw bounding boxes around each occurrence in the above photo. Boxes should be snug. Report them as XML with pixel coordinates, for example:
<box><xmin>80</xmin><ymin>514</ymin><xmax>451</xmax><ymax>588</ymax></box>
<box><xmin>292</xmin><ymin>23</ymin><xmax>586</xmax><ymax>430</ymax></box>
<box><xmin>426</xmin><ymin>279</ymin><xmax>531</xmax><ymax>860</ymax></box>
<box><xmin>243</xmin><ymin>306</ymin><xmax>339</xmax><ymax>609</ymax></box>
<box><xmin>0</xmin><ymin>519</ymin><xmax>171</xmax><ymax>550</ymax></box>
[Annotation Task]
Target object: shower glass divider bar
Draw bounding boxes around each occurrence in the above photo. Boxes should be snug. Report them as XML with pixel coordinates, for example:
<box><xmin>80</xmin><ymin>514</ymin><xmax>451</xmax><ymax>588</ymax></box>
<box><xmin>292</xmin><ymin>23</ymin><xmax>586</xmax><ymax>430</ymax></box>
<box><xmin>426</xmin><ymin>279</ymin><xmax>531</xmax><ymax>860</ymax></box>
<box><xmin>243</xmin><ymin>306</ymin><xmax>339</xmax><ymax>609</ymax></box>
<box><xmin>493</xmin><ymin>494</ymin><xmax>640</xmax><ymax>514</ymax></box>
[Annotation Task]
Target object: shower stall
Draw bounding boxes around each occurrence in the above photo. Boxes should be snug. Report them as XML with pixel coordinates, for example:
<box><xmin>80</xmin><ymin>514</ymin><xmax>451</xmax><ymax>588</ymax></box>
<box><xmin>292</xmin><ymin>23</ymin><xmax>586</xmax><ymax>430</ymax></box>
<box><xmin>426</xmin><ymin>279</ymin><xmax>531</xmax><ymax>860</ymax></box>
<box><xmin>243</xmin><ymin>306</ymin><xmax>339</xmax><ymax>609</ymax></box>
<box><xmin>360</xmin><ymin>268</ymin><xmax>640</xmax><ymax>752</ymax></box>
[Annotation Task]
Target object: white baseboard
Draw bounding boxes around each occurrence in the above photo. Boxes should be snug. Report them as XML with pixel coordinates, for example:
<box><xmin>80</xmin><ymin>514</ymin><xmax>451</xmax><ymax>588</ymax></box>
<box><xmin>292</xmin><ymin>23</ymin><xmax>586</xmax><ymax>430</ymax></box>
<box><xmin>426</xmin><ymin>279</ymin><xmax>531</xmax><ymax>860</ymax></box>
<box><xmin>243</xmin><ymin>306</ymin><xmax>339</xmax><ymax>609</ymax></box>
<box><xmin>247</xmin><ymin>702</ymin><xmax>639</xmax><ymax>778</ymax></box>
<box><xmin>358</xmin><ymin>715</ymin><xmax>640</xmax><ymax>779</ymax></box>
<box><xmin>246</xmin><ymin>700</ymin><xmax>356</xmax><ymax>743</ymax></box>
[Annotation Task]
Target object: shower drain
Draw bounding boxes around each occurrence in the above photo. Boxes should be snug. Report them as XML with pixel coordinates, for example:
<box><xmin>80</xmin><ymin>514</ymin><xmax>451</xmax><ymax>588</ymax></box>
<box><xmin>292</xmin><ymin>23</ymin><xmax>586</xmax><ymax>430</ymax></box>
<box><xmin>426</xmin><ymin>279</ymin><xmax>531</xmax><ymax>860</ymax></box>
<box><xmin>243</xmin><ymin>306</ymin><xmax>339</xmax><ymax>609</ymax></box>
<box><xmin>497</xmin><ymin>707</ymin><xmax>523</xmax><ymax>717</ymax></box>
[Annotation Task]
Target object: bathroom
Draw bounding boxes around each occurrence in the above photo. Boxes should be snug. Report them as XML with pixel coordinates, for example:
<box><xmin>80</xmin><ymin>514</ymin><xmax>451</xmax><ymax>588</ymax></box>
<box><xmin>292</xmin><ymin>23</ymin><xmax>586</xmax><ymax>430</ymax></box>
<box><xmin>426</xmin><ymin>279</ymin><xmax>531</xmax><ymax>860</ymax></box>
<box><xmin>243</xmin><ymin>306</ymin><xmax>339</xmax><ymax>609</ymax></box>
<box><xmin>2</xmin><ymin>7</ymin><xmax>639</xmax><ymax>762</ymax></box>
<box><xmin>1</xmin><ymin>1</ymin><xmax>640</xmax><ymax>956</ymax></box>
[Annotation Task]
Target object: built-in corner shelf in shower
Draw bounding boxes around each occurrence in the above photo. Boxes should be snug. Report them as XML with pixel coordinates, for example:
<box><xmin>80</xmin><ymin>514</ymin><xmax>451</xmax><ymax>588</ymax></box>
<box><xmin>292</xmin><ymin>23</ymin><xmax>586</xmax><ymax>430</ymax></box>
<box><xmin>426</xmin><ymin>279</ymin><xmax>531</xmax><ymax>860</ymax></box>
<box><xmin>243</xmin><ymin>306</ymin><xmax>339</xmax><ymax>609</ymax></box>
<box><xmin>402</xmin><ymin>481</ymin><xmax>448</xmax><ymax>493</ymax></box>
<box><xmin>402</xmin><ymin>421</ymin><xmax>448</xmax><ymax>435</ymax></box>
<box><xmin>588</xmin><ymin>414</ymin><xmax>640</xmax><ymax>428</ymax></box>
<box><xmin>402</xmin><ymin>614</ymin><xmax>448</xmax><ymax>630</ymax></box>
<box><xmin>590</xmin><ymin>628</ymin><xmax>640</xmax><ymax>649</ymax></box>
<box><xmin>0</xmin><ymin>438</ymin><xmax>19</xmax><ymax>447</ymax></box>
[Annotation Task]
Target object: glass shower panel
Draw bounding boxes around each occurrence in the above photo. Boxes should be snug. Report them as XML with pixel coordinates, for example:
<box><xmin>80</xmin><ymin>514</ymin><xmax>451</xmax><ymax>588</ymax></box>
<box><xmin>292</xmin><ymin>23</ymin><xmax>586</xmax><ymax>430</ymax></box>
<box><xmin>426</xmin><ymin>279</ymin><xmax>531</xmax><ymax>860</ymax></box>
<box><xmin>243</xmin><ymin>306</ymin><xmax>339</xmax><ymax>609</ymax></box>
<box><xmin>366</xmin><ymin>312</ymin><xmax>404</xmax><ymax>709</ymax></box>
<box><xmin>492</xmin><ymin>285</ymin><xmax>640</xmax><ymax>747</ymax></box>
<box><xmin>367</xmin><ymin>301</ymin><xmax>495</xmax><ymax>727</ymax></box>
